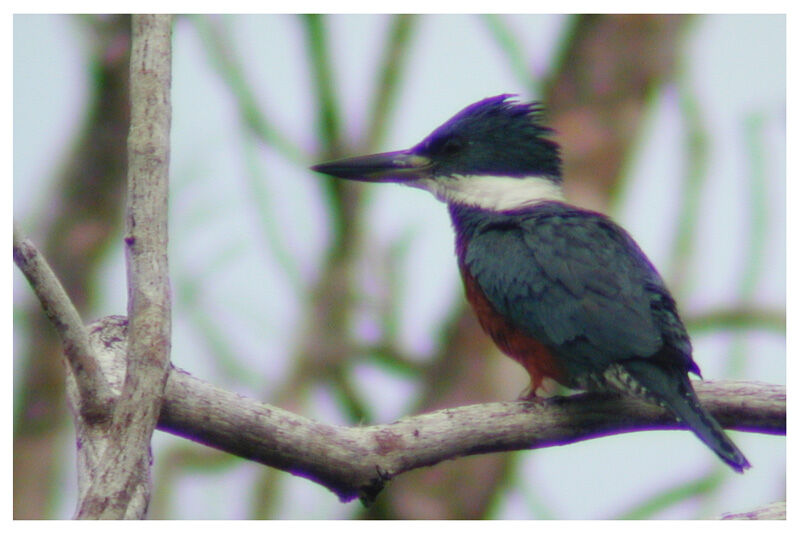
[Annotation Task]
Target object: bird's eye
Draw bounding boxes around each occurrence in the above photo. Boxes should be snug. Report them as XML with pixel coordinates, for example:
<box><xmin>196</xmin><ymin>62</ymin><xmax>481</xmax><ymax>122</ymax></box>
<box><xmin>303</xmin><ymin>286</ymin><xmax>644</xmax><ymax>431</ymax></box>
<box><xmin>440</xmin><ymin>137</ymin><xmax>464</xmax><ymax>155</ymax></box>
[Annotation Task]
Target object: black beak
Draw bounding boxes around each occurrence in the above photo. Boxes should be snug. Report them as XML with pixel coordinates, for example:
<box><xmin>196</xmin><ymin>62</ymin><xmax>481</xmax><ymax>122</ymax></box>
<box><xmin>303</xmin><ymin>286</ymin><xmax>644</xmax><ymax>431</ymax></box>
<box><xmin>311</xmin><ymin>150</ymin><xmax>433</xmax><ymax>183</ymax></box>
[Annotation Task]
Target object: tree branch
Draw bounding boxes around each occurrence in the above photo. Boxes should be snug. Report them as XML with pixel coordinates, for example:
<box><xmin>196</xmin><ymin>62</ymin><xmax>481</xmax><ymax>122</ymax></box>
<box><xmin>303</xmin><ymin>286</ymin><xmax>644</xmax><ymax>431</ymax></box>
<box><xmin>66</xmin><ymin>317</ymin><xmax>128</xmax><ymax>517</ymax></box>
<box><xmin>13</xmin><ymin>225</ymin><xmax>115</xmax><ymax>422</ymax></box>
<box><xmin>73</xmin><ymin>316</ymin><xmax>782</xmax><ymax>508</ymax></box>
<box><xmin>720</xmin><ymin>500</ymin><xmax>786</xmax><ymax>520</ymax></box>
<box><xmin>160</xmin><ymin>371</ymin><xmax>783</xmax><ymax>504</ymax></box>
<box><xmin>76</xmin><ymin>14</ymin><xmax>174</xmax><ymax>519</ymax></box>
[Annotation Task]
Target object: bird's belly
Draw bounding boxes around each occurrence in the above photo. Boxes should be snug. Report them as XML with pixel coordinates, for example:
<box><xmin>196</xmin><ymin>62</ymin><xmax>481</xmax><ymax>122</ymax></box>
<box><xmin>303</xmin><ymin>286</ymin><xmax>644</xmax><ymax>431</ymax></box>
<box><xmin>461</xmin><ymin>269</ymin><xmax>567</xmax><ymax>394</ymax></box>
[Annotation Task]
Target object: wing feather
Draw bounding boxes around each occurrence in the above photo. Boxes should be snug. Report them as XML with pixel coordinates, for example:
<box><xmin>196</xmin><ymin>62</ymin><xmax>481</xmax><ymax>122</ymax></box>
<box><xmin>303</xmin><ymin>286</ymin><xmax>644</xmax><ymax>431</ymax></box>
<box><xmin>462</xmin><ymin>209</ymin><xmax>685</xmax><ymax>377</ymax></box>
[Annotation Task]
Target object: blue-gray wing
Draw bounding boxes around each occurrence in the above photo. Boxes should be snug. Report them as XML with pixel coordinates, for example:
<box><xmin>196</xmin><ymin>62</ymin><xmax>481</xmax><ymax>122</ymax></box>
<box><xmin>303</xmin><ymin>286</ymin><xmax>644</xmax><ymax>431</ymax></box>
<box><xmin>462</xmin><ymin>207</ymin><xmax>693</xmax><ymax>377</ymax></box>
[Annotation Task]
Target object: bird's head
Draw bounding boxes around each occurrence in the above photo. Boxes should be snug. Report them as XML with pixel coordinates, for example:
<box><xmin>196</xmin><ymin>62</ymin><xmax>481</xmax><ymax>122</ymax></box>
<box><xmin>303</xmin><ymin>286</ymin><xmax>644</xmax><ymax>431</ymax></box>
<box><xmin>312</xmin><ymin>95</ymin><xmax>564</xmax><ymax>211</ymax></box>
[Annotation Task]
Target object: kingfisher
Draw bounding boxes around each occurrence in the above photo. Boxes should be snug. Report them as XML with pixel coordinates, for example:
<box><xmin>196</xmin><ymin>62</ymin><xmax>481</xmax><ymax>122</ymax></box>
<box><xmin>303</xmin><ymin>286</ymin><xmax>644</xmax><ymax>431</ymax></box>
<box><xmin>311</xmin><ymin>94</ymin><xmax>750</xmax><ymax>472</ymax></box>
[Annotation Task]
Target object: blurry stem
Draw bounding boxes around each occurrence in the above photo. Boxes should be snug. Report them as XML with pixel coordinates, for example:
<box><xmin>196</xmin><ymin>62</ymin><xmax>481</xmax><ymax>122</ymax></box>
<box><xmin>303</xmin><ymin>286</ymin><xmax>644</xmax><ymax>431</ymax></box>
<box><xmin>190</xmin><ymin>15</ymin><xmax>306</xmax><ymax>164</ymax></box>
<box><xmin>304</xmin><ymin>14</ymin><xmax>342</xmax><ymax>156</ymax></box>
<box><xmin>174</xmin><ymin>265</ymin><xmax>261</xmax><ymax>387</ymax></box>
<box><xmin>365</xmin><ymin>343</ymin><xmax>426</xmax><ymax>377</ymax></box>
<box><xmin>482</xmin><ymin>15</ymin><xmax>541</xmax><ymax>96</ymax></box>
<box><xmin>239</xmin><ymin>132</ymin><xmax>304</xmax><ymax>294</ymax></box>
<box><xmin>740</xmin><ymin>114</ymin><xmax>769</xmax><ymax>301</ymax></box>
<box><xmin>509</xmin><ymin>455</ymin><xmax>556</xmax><ymax>519</ymax></box>
<box><xmin>271</xmin><ymin>16</ymin><xmax>366</xmax><ymax>429</ymax></box>
<box><xmin>723</xmin><ymin>114</ymin><xmax>772</xmax><ymax>376</ymax></box>
<box><xmin>362</xmin><ymin>15</ymin><xmax>417</xmax><ymax>150</ymax></box>
<box><xmin>618</xmin><ymin>471</ymin><xmax>723</xmax><ymax>519</ymax></box>
<box><xmin>303</xmin><ymin>14</ymin><xmax>357</xmax><ymax>257</ymax></box>
<box><xmin>150</xmin><ymin>445</ymin><xmax>237</xmax><ymax>519</ymax></box>
<box><xmin>687</xmin><ymin>306</ymin><xmax>785</xmax><ymax>335</ymax></box>
<box><xmin>669</xmin><ymin>78</ymin><xmax>709</xmax><ymax>297</ymax></box>
<box><xmin>376</xmin><ymin>228</ymin><xmax>419</xmax><ymax>366</ymax></box>
<box><xmin>330</xmin><ymin>366</ymin><xmax>373</xmax><ymax>423</ymax></box>
<box><xmin>192</xmin><ymin>15</ymin><xmax>307</xmax><ymax>310</ymax></box>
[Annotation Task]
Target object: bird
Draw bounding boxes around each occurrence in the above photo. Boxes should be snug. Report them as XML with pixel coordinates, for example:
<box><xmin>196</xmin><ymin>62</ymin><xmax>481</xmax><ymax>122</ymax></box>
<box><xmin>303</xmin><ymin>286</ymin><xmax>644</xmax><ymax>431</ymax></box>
<box><xmin>311</xmin><ymin>94</ymin><xmax>750</xmax><ymax>472</ymax></box>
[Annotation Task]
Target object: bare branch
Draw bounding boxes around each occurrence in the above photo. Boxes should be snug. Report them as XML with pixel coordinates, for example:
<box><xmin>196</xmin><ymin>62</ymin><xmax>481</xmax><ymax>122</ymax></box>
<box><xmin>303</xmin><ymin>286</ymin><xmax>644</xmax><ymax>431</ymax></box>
<box><xmin>160</xmin><ymin>366</ymin><xmax>785</xmax><ymax>504</ymax></box>
<box><xmin>65</xmin><ymin>317</ymin><xmax>128</xmax><ymax>515</ymax></box>
<box><xmin>13</xmin><ymin>224</ymin><xmax>114</xmax><ymax>422</ymax></box>
<box><xmin>72</xmin><ymin>316</ymin><xmax>783</xmax><ymax>508</ymax></box>
<box><xmin>76</xmin><ymin>14</ymin><xmax>174</xmax><ymax>519</ymax></box>
<box><xmin>720</xmin><ymin>501</ymin><xmax>785</xmax><ymax>520</ymax></box>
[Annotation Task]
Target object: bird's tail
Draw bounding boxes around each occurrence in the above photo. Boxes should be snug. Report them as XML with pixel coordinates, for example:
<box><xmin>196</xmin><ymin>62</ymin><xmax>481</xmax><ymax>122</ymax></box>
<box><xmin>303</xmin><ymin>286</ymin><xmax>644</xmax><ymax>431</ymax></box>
<box><xmin>623</xmin><ymin>360</ymin><xmax>751</xmax><ymax>473</ymax></box>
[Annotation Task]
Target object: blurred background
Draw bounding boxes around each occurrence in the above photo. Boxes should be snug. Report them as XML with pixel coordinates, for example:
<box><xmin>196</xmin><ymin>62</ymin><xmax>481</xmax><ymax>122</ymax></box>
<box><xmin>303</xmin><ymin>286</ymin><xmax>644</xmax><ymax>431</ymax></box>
<box><xmin>13</xmin><ymin>14</ymin><xmax>785</xmax><ymax>519</ymax></box>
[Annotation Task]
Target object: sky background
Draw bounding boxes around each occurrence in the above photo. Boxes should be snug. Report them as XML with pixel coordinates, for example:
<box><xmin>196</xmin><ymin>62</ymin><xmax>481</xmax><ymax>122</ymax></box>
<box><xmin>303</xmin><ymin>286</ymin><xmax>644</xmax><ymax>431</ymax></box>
<box><xmin>13</xmin><ymin>14</ymin><xmax>786</xmax><ymax>519</ymax></box>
